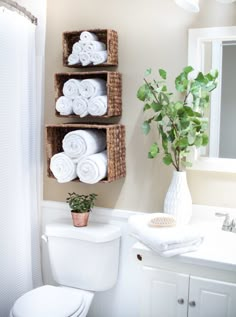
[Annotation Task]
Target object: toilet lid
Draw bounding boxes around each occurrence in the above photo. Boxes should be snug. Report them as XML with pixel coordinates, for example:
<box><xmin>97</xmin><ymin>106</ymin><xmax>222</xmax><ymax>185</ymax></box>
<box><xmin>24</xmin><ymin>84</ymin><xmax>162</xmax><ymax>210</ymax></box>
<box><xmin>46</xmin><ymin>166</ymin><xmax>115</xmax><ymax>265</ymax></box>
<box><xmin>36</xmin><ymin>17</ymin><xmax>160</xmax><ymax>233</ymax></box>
<box><xmin>12</xmin><ymin>285</ymin><xmax>86</xmax><ymax>317</ymax></box>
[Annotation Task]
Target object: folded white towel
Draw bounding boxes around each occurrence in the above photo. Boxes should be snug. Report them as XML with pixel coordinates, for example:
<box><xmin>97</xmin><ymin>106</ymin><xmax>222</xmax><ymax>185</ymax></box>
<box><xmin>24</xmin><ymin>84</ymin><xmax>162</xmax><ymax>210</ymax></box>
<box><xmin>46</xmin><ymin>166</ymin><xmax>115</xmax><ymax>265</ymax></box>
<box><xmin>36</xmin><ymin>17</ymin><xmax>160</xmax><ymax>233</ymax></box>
<box><xmin>62</xmin><ymin>129</ymin><xmax>106</xmax><ymax>158</ymax></box>
<box><xmin>72</xmin><ymin>40</ymin><xmax>85</xmax><ymax>55</ymax></box>
<box><xmin>63</xmin><ymin>79</ymin><xmax>81</xmax><ymax>99</ymax></box>
<box><xmin>50</xmin><ymin>152</ymin><xmax>77</xmax><ymax>183</ymax></box>
<box><xmin>128</xmin><ymin>213</ymin><xmax>204</xmax><ymax>257</ymax></box>
<box><xmin>55</xmin><ymin>96</ymin><xmax>73</xmax><ymax>115</ymax></box>
<box><xmin>90</xmin><ymin>50</ymin><xmax>108</xmax><ymax>65</ymax></box>
<box><xmin>72</xmin><ymin>96</ymin><xmax>89</xmax><ymax>117</ymax></box>
<box><xmin>80</xmin><ymin>31</ymin><xmax>98</xmax><ymax>42</ymax></box>
<box><xmin>76</xmin><ymin>151</ymin><xmax>107</xmax><ymax>184</ymax></box>
<box><xmin>88</xmin><ymin>95</ymin><xmax>107</xmax><ymax>116</ymax></box>
<box><xmin>85</xmin><ymin>41</ymin><xmax>106</xmax><ymax>52</ymax></box>
<box><xmin>79</xmin><ymin>52</ymin><xmax>92</xmax><ymax>66</ymax></box>
<box><xmin>67</xmin><ymin>53</ymin><xmax>80</xmax><ymax>66</ymax></box>
<box><xmin>79</xmin><ymin>78</ymin><xmax>107</xmax><ymax>99</ymax></box>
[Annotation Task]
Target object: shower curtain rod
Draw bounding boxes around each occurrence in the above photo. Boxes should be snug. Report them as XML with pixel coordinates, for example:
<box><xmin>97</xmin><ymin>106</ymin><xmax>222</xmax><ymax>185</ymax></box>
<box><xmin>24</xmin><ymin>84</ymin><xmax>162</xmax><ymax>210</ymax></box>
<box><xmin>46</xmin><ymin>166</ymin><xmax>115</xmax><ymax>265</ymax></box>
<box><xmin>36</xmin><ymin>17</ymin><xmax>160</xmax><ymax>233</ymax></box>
<box><xmin>0</xmin><ymin>0</ymin><xmax>37</xmax><ymax>25</ymax></box>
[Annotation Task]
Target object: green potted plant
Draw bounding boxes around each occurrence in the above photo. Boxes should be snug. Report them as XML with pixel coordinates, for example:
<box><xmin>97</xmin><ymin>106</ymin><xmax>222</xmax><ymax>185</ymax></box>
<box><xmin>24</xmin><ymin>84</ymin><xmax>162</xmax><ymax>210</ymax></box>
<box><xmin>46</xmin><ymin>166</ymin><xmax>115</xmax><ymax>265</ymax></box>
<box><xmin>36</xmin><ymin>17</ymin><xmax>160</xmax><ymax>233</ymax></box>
<box><xmin>137</xmin><ymin>66</ymin><xmax>218</xmax><ymax>224</ymax></box>
<box><xmin>66</xmin><ymin>192</ymin><xmax>98</xmax><ymax>227</ymax></box>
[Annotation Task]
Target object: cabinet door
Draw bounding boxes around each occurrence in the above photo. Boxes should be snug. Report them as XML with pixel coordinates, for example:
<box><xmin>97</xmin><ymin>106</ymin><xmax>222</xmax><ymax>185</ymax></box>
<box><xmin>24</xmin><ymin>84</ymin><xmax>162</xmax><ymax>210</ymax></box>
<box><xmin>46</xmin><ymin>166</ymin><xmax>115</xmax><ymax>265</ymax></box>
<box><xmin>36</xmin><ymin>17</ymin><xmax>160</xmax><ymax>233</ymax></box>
<box><xmin>140</xmin><ymin>266</ymin><xmax>189</xmax><ymax>317</ymax></box>
<box><xmin>188</xmin><ymin>276</ymin><xmax>236</xmax><ymax>317</ymax></box>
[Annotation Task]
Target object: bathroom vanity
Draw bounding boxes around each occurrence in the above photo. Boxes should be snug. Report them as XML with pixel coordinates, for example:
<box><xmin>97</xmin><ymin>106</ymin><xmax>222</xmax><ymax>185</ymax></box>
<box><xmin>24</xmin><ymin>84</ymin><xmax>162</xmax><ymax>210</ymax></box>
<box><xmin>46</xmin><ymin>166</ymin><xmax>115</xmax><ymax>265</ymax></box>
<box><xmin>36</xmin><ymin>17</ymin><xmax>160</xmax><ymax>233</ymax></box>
<box><xmin>132</xmin><ymin>228</ymin><xmax>236</xmax><ymax>317</ymax></box>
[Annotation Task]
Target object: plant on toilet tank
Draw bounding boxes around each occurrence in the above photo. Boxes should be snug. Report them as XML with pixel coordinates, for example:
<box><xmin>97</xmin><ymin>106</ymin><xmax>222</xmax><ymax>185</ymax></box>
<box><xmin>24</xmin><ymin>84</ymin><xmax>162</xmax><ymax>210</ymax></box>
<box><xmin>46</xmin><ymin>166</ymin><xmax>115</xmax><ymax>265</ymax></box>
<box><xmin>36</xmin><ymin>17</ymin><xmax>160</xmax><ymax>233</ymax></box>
<box><xmin>66</xmin><ymin>192</ymin><xmax>97</xmax><ymax>227</ymax></box>
<box><xmin>137</xmin><ymin>66</ymin><xmax>218</xmax><ymax>225</ymax></box>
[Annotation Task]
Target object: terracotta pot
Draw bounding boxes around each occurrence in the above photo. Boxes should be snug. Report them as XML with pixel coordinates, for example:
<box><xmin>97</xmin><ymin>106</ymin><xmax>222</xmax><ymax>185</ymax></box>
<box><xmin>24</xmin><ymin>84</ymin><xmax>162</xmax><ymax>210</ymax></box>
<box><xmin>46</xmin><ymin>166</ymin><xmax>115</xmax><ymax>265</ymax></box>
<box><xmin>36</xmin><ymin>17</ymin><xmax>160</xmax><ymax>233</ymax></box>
<box><xmin>71</xmin><ymin>211</ymin><xmax>90</xmax><ymax>227</ymax></box>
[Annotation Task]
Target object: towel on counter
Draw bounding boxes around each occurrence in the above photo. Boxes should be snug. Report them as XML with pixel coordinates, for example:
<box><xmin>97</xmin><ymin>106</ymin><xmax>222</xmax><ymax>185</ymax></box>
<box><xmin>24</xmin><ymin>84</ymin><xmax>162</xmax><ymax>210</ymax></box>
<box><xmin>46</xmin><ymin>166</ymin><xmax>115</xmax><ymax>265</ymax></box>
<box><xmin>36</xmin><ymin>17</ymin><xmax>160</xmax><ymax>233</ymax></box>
<box><xmin>85</xmin><ymin>41</ymin><xmax>106</xmax><ymax>52</ymax></box>
<box><xmin>67</xmin><ymin>53</ymin><xmax>80</xmax><ymax>66</ymax></box>
<box><xmin>79</xmin><ymin>78</ymin><xmax>107</xmax><ymax>99</ymax></box>
<box><xmin>62</xmin><ymin>129</ymin><xmax>106</xmax><ymax>158</ymax></box>
<box><xmin>90</xmin><ymin>50</ymin><xmax>108</xmax><ymax>65</ymax></box>
<box><xmin>80</xmin><ymin>31</ymin><xmax>98</xmax><ymax>42</ymax></box>
<box><xmin>50</xmin><ymin>152</ymin><xmax>77</xmax><ymax>183</ymax></box>
<box><xmin>72</xmin><ymin>40</ymin><xmax>85</xmax><ymax>55</ymax></box>
<box><xmin>76</xmin><ymin>151</ymin><xmax>107</xmax><ymax>184</ymax></box>
<box><xmin>72</xmin><ymin>96</ymin><xmax>89</xmax><ymax>117</ymax></box>
<box><xmin>79</xmin><ymin>52</ymin><xmax>91</xmax><ymax>66</ymax></box>
<box><xmin>55</xmin><ymin>96</ymin><xmax>73</xmax><ymax>115</ymax></box>
<box><xmin>62</xmin><ymin>79</ymin><xmax>81</xmax><ymax>99</ymax></box>
<box><xmin>88</xmin><ymin>95</ymin><xmax>107</xmax><ymax>116</ymax></box>
<box><xmin>128</xmin><ymin>213</ymin><xmax>204</xmax><ymax>257</ymax></box>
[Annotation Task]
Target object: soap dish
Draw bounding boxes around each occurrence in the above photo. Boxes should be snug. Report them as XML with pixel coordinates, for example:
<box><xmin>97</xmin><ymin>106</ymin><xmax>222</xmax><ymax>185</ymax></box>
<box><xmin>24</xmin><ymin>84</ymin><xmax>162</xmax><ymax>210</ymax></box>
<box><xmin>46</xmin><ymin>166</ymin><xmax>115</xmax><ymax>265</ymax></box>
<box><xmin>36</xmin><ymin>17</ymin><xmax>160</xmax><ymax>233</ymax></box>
<box><xmin>148</xmin><ymin>214</ymin><xmax>176</xmax><ymax>228</ymax></box>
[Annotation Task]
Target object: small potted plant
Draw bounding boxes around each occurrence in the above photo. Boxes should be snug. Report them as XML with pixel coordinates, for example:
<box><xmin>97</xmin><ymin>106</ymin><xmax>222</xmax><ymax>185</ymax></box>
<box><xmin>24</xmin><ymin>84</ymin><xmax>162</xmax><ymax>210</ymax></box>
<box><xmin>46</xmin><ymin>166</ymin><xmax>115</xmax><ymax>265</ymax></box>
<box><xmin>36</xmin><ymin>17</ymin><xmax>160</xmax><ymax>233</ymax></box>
<box><xmin>66</xmin><ymin>192</ymin><xmax>98</xmax><ymax>227</ymax></box>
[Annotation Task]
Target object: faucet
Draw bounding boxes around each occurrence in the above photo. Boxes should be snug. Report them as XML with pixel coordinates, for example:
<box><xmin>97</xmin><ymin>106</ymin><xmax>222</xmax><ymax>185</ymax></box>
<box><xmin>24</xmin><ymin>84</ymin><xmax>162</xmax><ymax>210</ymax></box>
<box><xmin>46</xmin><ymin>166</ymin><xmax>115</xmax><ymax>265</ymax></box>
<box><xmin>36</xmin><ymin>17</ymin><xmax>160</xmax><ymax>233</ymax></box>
<box><xmin>215</xmin><ymin>212</ymin><xmax>236</xmax><ymax>232</ymax></box>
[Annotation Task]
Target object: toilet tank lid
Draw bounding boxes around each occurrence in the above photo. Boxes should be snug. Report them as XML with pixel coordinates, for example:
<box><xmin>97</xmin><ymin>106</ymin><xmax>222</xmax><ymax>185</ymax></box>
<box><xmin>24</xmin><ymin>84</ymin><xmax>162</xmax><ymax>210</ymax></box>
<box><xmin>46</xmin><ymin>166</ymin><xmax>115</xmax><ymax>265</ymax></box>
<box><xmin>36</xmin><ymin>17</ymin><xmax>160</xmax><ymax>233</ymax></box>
<box><xmin>45</xmin><ymin>220</ymin><xmax>121</xmax><ymax>243</ymax></box>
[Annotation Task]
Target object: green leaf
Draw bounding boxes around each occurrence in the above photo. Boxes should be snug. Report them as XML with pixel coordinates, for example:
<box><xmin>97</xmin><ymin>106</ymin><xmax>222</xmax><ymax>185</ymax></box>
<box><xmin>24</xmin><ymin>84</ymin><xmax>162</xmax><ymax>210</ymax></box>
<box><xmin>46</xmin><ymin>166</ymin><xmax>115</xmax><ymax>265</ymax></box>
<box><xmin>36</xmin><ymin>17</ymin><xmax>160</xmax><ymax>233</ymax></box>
<box><xmin>194</xmin><ymin>135</ymin><xmax>202</xmax><ymax>147</ymax></box>
<box><xmin>163</xmin><ymin>153</ymin><xmax>173</xmax><ymax>165</ymax></box>
<box><xmin>142</xmin><ymin>121</ymin><xmax>151</xmax><ymax>135</ymax></box>
<box><xmin>178</xmin><ymin>137</ymin><xmax>189</xmax><ymax>149</ymax></box>
<box><xmin>143</xmin><ymin>103</ymin><xmax>151</xmax><ymax>112</ymax></box>
<box><xmin>148</xmin><ymin>143</ymin><xmax>159</xmax><ymax>158</ymax></box>
<box><xmin>137</xmin><ymin>84</ymin><xmax>148</xmax><ymax>101</ymax></box>
<box><xmin>151</xmin><ymin>101</ymin><xmax>162</xmax><ymax>112</ymax></box>
<box><xmin>159</xmin><ymin>69</ymin><xmax>167</xmax><ymax>80</ymax></box>
<box><xmin>145</xmin><ymin>68</ymin><xmax>152</xmax><ymax>76</ymax></box>
<box><xmin>202</xmin><ymin>134</ymin><xmax>209</xmax><ymax>146</ymax></box>
<box><xmin>183</xmin><ymin>66</ymin><xmax>194</xmax><ymax>74</ymax></box>
<box><xmin>181</xmin><ymin>160</ymin><xmax>192</xmax><ymax>168</ymax></box>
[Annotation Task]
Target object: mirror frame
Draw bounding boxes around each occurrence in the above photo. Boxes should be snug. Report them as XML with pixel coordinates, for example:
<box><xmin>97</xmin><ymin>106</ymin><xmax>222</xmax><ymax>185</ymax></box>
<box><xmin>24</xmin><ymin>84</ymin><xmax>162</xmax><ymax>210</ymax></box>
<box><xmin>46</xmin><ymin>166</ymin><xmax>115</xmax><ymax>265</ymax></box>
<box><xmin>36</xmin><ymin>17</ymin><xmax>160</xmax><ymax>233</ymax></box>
<box><xmin>188</xmin><ymin>26</ymin><xmax>236</xmax><ymax>173</ymax></box>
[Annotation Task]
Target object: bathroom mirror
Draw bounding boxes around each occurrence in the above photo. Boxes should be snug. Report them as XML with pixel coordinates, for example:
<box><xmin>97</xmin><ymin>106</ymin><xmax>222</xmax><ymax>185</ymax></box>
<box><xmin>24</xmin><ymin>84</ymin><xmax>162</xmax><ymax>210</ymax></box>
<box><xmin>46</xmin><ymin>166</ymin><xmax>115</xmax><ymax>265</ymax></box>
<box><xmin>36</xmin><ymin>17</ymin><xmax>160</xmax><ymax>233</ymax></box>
<box><xmin>188</xmin><ymin>26</ymin><xmax>236</xmax><ymax>172</ymax></box>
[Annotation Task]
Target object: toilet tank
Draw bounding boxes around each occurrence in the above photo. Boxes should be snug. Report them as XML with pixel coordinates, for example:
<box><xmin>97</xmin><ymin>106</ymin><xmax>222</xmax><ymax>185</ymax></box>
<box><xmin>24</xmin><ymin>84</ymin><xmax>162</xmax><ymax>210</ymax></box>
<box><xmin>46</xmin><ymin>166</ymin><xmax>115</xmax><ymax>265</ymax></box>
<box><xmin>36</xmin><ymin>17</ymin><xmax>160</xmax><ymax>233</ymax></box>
<box><xmin>44</xmin><ymin>219</ymin><xmax>121</xmax><ymax>291</ymax></box>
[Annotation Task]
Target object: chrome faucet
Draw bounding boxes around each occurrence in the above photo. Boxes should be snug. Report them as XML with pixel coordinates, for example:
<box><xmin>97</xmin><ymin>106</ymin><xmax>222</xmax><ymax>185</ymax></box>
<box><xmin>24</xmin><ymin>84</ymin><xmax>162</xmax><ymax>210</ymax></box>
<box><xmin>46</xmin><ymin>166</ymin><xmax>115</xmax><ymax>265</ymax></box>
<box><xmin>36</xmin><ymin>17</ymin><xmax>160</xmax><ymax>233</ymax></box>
<box><xmin>215</xmin><ymin>212</ymin><xmax>236</xmax><ymax>232</ymax></box>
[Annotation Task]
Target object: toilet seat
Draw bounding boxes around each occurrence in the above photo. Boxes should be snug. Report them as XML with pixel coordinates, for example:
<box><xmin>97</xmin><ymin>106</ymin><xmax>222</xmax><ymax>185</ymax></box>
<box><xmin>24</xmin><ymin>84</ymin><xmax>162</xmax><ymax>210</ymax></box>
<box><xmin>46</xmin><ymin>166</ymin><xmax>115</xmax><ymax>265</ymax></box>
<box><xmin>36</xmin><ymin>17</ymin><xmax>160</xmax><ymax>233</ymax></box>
<box><xmin>10</xmin><ymin>285</ymin><xmax>94</xmax><ymax>317</ymax></box>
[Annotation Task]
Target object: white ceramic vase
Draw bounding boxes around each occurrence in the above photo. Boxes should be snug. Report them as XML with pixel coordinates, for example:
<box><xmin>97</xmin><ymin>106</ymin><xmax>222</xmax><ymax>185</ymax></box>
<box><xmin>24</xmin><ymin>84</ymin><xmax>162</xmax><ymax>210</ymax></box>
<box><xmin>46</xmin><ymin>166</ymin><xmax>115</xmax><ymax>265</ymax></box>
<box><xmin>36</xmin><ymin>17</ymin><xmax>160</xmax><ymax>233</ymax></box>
<box><xmin>164</xmin><ymin>171</ymin><xmax>192</xmax><ymax>225</ymax></box>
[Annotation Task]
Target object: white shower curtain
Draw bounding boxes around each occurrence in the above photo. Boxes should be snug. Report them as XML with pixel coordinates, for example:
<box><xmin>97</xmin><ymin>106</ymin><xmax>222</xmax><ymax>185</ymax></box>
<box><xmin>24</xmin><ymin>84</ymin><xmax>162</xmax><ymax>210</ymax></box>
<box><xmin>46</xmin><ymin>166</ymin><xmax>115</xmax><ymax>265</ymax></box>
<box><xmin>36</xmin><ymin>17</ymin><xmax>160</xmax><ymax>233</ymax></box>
<box><xmin>0</xmin><ymin>7</ymin><xmax>42</xmax><ymax>317</ymax></box>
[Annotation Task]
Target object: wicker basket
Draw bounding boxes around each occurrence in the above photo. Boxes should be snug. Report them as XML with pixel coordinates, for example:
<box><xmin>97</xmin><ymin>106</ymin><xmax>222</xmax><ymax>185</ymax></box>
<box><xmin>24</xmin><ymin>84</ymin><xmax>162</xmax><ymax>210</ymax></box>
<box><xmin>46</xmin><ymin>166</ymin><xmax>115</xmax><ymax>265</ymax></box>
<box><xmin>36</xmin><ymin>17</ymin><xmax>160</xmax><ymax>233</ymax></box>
<box><xmin>54</xmin><ymin>71</ymin><xmax>122</xmax><ymax>118</ymax></box>
<box><xmin>46</xmin><ymin>123</ymin><xmax>126</xmax><ymax>183</ymax></box>
<box><xmin>63</xmin><ymin>29</ymin><xmax>118</xmax><ymax>67</ymax></box>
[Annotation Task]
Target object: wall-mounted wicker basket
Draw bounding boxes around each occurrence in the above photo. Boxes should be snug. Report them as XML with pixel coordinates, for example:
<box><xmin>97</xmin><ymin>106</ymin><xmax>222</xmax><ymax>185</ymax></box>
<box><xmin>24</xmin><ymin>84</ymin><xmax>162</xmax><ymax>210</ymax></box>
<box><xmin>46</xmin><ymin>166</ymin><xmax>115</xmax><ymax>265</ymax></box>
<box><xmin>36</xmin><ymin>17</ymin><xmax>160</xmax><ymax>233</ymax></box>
<box><xmin>54</xmin><ymin>71</ymin><xmax>122</xmax><ymax>118</ymax></box>
<box><xmin>63</xmin><ymin>29</ymin><xmax>118</xmax><ymax>68</ymax></box>
<box><xmin>46</xmin><ymin>123</ymin><xmax>126</xmax><ymax>183</ymax></box>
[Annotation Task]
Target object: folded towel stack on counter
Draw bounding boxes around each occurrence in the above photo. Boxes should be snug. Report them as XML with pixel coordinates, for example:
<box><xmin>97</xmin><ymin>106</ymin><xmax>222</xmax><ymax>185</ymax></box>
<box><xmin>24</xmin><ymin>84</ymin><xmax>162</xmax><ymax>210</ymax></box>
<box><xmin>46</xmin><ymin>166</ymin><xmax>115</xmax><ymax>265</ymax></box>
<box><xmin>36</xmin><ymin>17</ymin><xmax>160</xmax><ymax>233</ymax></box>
<box><xmin>67</xmin><ymin>31</ymin><xmax>108</xmax><ymax>66</ymax></box>
<box><xmin>128</xmin><ymin>213</ymin><xmax>204</xmax><ymax>257</ymax></box>
<box><xmin>55</xmin><ymin>78</ymin><xmax>107</xmax><ymax>117</ymax></box>
<box><xmin>50</xmin><ymin>129</ymin><xmax>108</xmax><ymax>184</ymax></box>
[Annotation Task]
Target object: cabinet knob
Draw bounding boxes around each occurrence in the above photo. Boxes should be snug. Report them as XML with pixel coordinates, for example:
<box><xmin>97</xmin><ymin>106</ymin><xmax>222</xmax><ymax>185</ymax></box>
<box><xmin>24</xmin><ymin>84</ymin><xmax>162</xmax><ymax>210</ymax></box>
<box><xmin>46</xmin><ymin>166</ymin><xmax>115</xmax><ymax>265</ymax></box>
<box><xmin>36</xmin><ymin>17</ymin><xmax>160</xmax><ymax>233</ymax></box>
<box><xmin>189</xmin><ymin>301</ymin><xmax>196</xmax><ymax>307</ymax></box>
<box><xmin>177</xmin><ymin>298</ymin><xmax>184</xmax><ymax>305</ymax></box>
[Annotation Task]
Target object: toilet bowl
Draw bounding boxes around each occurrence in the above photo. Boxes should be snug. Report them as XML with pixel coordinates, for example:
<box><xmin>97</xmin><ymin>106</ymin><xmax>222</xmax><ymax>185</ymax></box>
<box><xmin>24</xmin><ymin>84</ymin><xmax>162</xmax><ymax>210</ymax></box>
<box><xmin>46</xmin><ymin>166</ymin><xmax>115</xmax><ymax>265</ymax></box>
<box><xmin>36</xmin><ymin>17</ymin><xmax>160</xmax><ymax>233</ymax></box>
<box><xmin>10</xmin><ymin>220</ymin><xmax>121</xmax><ymax>317</ymax></box>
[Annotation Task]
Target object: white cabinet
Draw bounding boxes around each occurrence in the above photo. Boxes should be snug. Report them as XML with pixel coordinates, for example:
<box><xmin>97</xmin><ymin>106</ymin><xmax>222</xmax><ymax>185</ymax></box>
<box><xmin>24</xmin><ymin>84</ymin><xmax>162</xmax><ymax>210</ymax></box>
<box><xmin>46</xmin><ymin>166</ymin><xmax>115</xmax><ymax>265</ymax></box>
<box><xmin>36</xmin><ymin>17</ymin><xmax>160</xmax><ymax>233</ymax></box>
<box><xmin>140</xmin><ymin>265</ymin><xmax>236</xmax><ymax>317</ymax></box>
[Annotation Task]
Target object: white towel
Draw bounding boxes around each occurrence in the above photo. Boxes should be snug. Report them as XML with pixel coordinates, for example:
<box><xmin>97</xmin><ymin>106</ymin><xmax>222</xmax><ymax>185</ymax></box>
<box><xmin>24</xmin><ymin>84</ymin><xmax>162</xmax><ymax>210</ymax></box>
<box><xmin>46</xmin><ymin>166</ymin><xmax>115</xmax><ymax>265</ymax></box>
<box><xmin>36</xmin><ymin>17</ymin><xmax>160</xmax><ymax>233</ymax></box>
<box><xmin>76</xmin><ymin>151</ymin><xmax>107</xmax><ymax>184</ymax></box>
<box><xmin>62</xmin><ymin>79</ymin><xmax>81</xmax><ymax>99</ymax></box>
<box><xmin>85</xmin><ymin>41</ymin><xmax>106</xmax><ymax>52</ymax></box>
<box><xmin>62</xmin><ymin>129</ymin><xmax>106</xmax><ymax>158</ymax></box>
<box><xmin>55</xmin><ymin>96</ymin><xmax>73</xmax><ymax>115</ymax></box>
<box><xmin>79</xmin><ymin>52</ymin><xmax>92</xmax><ymax>66</ymax></box>
<box><xmin>80</xmin><ymin>31</ymin><xmax>98</xmax><ymax>42</ymax></box>
<box><xmin>79</xmin><ymin>78</ymin><xmax>107</xmax><ymax>99</ymax></box>
<box><xmin>90</xmin><ymin>50</ymin><xmax>108</xmax><ymax>65</ymax></box>
<box><xmin>67</xmin><ymin>53</ymin><xmax>80</xmax><ymax>66</ymax></box>
<box><xmin>88</xmin><ymin>95</ymin><xmax>107</xmax><ymax>116</ymax></box>
<box><xmin>72</xmin><ymin>40</ymin><xmax>85</xmax><ymax>54</ymax></box>
<box><xmin>128</xmin><ymin>213</ymin><xmax>204</xmax><ymax>257</ymax></box>
<box><xmin>50</xmin><ymin>152</ymin><xmax>77</xmax><ymax>183</ymax></box>
<box><xmin>72</xmin><ymin>96</ymin><xmax>89</xmax><ymax>117</ymax></box>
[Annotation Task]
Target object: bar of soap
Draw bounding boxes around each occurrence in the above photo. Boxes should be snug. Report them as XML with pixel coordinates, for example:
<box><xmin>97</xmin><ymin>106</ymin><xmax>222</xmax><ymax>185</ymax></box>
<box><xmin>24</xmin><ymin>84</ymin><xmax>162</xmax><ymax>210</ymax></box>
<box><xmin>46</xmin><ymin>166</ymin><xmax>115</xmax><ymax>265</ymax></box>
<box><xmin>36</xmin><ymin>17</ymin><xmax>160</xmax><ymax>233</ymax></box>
<box><xmin>148</xmin><ymin>214</ymin><xmax>176</xmax><ymax>227</ymax></box>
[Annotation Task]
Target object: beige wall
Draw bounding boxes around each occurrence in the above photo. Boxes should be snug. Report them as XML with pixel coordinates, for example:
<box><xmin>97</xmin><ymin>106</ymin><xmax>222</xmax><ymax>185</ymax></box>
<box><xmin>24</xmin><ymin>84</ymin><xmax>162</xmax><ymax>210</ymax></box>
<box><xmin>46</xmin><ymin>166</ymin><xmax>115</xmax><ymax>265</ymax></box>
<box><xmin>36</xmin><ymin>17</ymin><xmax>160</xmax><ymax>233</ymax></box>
<box><xmin>44</xmin><ymin>0</ymin><xmax>236</xmax><ymax>212</ymax></box>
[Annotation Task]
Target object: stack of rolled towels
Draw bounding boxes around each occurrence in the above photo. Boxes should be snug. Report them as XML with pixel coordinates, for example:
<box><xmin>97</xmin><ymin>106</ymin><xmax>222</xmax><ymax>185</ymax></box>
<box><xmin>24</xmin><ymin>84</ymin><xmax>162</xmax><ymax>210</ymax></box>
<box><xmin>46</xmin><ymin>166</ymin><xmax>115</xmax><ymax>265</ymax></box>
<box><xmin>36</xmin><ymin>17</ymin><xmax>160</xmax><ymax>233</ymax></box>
<box><xmin>128</xmin><ymin>213</ymin><xmax>204</xmax><ymax>257</ymax></box>
<box><xmin>55</xmin><ymin>78</ymin><xmax>107</xmax><ymax>117</ymax></box>
<box><xmin>68</xmin><ymin>31</ymin><xmax>108</xmax><ymax>66</ymax></box>
<box><xmin>49</xmin><ymin>129</ymin><xmax>108</xmax><ymax>184</ymax></box>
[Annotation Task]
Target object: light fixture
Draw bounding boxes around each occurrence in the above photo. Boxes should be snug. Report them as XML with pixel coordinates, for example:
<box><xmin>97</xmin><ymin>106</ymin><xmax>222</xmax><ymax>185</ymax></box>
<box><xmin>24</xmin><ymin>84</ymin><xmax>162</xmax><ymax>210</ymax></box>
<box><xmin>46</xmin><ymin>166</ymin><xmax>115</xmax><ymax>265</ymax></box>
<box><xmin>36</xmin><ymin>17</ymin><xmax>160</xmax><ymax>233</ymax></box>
<box><xmin>175</xmin><ymin>0</ymin><xmax>200</xmax><ymax>13</ymax></box>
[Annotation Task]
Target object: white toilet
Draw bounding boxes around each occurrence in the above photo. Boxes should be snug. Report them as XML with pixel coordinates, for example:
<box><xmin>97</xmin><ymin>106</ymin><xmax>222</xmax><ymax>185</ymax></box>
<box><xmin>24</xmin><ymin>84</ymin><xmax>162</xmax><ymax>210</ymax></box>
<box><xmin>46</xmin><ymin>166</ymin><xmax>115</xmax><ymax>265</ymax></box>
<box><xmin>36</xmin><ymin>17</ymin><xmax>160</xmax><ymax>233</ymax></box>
<box><xmin>9</xmin><ymin>219</ymin><xmax>121</xmax><ymax>317</ymax></box>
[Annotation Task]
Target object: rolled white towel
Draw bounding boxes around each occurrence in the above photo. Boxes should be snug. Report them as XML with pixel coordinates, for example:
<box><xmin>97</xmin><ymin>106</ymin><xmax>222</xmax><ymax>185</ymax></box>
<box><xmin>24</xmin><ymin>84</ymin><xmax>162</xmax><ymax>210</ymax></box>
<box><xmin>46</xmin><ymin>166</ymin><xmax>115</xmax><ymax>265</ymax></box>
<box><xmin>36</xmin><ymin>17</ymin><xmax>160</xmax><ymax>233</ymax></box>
<box><xmin>72</xmin><ymin>40</ymin><xmax>86</xmax><ymax>54</ymax></box>
<box><xmin>72</xmin><ymin>96</ymin><xmax>89</xmax><ymax>117</ymax></box>
<box><xmin>76</xmin><ymin>151</ymin><xmax>107</xmax><ymax>184</ymax></box>
<box><xmin>79</xmin><ymin>52</ymin><xmax>92</xmax><ymax>66</ymax></box>
<box><xmin>62</xmin><ymin>129</ymin><xmax>106</xmax><ymax>158</ymax></box>
<box><xmin>50</xmin><ymin>152</ymin><xmax>77</xmax><ymax>183</ymax></box>
<box><xmin>85</xmin><ymin>41</ymin><xmax>106</xmax><ymax>52</ymax></box>
<box><xmin>80</xmin><ymin>31</ymin><xmax>98</xmax><ymax>42</ymax></box>
<box><xmin>68</xmin><ymin>53</ymin><xmax>80</xmax><ymax>66</ymax></box>
<box><xmin>55</xmin><ymin>96</ymin><xmax>73</xmax><ymax>115</ymax></box>
<box><xmin>79</xmin><ymin>78</ymin><xmax>107</xmax><ymax>99</ymax></box>
<box><xmin>63</xmin><ymin>79</ymin><xmax>81</xmax><ymax>99</ymax></box>
<box><xmin>90</xmin><ymin>50</ymin><xmax>108</xmax><ymax>65</ymax></box>
<box><xmin>88</xmin><ymin>95</ymin><xmax>108</xmax><ymax>116</ymax></box>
